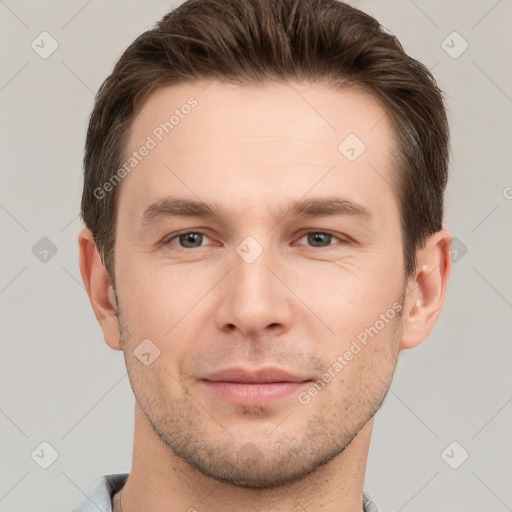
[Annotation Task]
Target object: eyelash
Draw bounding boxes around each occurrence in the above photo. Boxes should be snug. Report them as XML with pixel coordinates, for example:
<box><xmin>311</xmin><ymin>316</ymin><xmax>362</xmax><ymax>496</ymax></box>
<box><xmin>163</xmin><ymin>230</ymin><xmax>350</xmax><ymax>250</ymax></box>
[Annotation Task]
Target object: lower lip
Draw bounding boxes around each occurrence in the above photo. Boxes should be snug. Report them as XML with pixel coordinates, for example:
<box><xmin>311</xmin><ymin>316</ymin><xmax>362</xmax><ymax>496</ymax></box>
<box><xmin>201</xmin><ymin>380</ymin><xmax>310</xmax><ymax>406</ymax></box>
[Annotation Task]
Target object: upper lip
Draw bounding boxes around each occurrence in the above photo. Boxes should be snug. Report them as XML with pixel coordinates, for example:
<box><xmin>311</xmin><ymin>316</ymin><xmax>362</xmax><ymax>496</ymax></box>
<box><xmin>202</xmin><ymin>367</ymin><xmax>311</xmax><ymax>383</ymax></box>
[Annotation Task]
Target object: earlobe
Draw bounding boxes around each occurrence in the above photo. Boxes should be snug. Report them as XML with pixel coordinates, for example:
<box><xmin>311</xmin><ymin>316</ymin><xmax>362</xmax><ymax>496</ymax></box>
<box><xmin>78</xmin><ymin>227</ymin><xmax>122</xmax><ymax>351</ymax></box>
<box><xmin>400</xmin><ymin>229</ymin><xmax>453</xmax><ymax>350</ymax></box>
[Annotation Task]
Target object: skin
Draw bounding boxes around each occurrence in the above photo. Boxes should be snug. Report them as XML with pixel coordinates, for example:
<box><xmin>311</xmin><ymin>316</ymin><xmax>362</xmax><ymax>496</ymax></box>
<box><xmin>78</xmin><ymin>80</ymin><xmax>452</xmax><ymax>512</ymax></box>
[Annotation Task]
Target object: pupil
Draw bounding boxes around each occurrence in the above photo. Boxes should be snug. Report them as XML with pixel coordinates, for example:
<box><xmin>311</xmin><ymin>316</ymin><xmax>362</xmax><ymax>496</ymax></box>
<box><xmin>309</xmin><ymin>233</ymin><xmax>329</xmax><ymax>246</ymax></box>
<box><xmin>182</xmin><ymin>233</ymin><xmax>201</xmax><ymax>247</ymax></box>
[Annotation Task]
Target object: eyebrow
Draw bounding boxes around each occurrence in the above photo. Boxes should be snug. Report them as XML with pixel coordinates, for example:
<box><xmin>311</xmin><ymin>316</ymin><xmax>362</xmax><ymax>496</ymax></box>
<box><xmin>139</xmin><ymin>196</ymin><xmax>372</xmax><ymax>227</ymax></box>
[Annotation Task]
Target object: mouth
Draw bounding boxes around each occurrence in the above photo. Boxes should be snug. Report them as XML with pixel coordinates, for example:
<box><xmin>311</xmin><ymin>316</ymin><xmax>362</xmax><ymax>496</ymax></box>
<box><xmin>200</xmin><ymin>367</ymin><xmax>313</xmax><ymax>406</ymax></box>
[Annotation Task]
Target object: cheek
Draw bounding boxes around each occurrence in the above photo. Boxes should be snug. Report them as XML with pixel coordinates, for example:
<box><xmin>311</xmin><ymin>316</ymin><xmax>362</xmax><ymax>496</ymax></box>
<box><xmin>301</xmin><ymin>263</ymin><xmax>404</xmax><ymax>377</ymax></box>
<box><xmin>295</xmin><ymin>256</ymin><xmax>402</xmax><ymax>325</ymax></box>
<box><xmin>118</xmin><ymin>262</ymin><xmax>215</xmax><ymax>383</ymax></box>
<box><xmin>320</xmin><ymin>316</ymin><xmax>402</xmax><ymax>402</ymax></box>
<box><xmin>117</xmin><ymin>238</ymin><xmax>403</xmax><ymax>350</ymax></box>
<box><xmin>118</xmin><ymin>261</ymin><xmax>194</xmax><ymax>334</ymax></box>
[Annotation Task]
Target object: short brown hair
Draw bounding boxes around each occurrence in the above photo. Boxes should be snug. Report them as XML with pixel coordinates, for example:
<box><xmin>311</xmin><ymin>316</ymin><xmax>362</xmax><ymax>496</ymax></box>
<box><xmin>80</xmin><ymin>0</ymin><xmax>450</xmax><ymax>288</ymax></box>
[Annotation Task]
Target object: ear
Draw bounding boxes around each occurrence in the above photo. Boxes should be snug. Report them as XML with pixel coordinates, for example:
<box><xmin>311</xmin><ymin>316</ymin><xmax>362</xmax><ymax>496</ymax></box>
<box><xmin>78</xmin><ymin>227</ymin><xmax>122</xmax><ymax>351</ymax></box>
<box><xmin>400</xmin><ymin>228</ymin><xmax>453</xmax><ymax>350</ymax></box>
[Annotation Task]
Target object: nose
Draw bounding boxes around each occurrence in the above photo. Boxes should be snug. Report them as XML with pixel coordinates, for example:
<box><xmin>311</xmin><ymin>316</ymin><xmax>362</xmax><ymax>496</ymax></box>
<box><xmin>215</xmin><ymin>241</ymin><xmax>294</xmax><ymax>339</ymax></box>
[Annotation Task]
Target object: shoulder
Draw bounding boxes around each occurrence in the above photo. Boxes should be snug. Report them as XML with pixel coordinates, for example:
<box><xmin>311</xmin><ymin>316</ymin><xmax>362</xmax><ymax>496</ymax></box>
<box><xmin>73</xmin><ymin>473</ymin><xmax>129</xmax><ymax>512</ymax></box>
<box><xmin>363</xmin><ymin>490</ymin><xmax>380</xmax><ymax>512</ymax></box>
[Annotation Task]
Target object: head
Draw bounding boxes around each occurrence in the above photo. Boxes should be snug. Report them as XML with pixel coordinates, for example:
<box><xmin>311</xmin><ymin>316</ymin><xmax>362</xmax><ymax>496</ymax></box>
<box><xmin>78</xmin><ymin>0</ymin><xmax>452</xmax><ymax>489</ymax></box>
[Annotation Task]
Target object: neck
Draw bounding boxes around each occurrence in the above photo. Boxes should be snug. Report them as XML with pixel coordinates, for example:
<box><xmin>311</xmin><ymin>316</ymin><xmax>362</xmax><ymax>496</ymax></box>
<box><xmin>119</xmin><ymin>404</ymin><xmax>373</xmax><ymax>512</ymax></box>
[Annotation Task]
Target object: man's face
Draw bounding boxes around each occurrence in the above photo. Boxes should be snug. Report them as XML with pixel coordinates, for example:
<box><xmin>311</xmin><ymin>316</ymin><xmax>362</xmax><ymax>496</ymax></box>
<box><xmin>114</xmin><ymin>80</ymin><xmax>406</xmax><ymax>487</ymax></box>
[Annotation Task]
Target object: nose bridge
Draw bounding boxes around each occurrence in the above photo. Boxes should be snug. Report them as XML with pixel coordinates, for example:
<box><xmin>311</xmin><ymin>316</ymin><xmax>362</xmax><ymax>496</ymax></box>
<box><xmin>233</xmin><ymin>235</ymin><xmax>277</xmax><ymax>308</ymax></box>
<box><xmin>217</xmin><ymin>234</ymin><xmax>292</xmax><ymax>335</ymax></box>
<box><xmin>234</xmin><ymin>238</ymin><xmax>273</xmax><ymax>299</ymax></box>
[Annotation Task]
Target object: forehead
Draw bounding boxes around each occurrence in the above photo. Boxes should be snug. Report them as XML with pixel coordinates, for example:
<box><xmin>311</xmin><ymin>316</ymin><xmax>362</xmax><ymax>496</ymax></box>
<box><xmin>118</xmin><ymin>80</ymin><xmax>397</xmax><ymax>225</ymax></box>
<box><xmin>126</xmin><ymin>79</ymin><xmax>392</xmax><ymax>154</ymax></box>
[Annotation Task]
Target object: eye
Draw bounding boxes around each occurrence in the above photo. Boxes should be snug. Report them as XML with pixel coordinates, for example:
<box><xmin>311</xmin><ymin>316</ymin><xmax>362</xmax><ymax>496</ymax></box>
<box><xmin>164</xmin><ymin>230</ymin><xmax>213</xmax><ymax>249</ymax></box>
<box><xmin>163</xmin><ymin>230</ymin><xmax>349</xmax><ymax>251</ymax></box>
<box><xmin>296</xmin><ymin>231</ymin><xmax>348</xmax><ymax>248</ymax></box>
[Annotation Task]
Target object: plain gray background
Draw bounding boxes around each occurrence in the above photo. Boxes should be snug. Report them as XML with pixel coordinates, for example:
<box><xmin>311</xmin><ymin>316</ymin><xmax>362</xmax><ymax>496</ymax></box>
<box><xmin>1</xmin><ymin>1</ymin><xmax>511</xmax><ymax>511</ymax></box>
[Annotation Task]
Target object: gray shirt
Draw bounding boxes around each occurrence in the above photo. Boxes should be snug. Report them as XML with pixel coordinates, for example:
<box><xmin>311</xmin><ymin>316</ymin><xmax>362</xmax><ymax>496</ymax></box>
<box><xmin>74</xmin><ymin>473</ymin><xmax>380</xmax><ymax>511</ymax></box>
